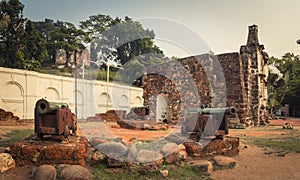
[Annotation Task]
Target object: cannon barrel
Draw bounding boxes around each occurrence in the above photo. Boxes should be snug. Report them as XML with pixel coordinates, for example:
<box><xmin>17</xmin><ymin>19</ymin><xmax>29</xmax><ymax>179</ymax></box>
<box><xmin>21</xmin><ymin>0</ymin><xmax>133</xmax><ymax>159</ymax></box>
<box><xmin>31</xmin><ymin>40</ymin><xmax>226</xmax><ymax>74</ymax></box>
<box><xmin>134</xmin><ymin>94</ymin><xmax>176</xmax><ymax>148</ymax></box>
<box><xmin>35</xmin><ymin>99</ymin><xmax>69</xmax><ymax>114</ymax></box>
<box><xmin>188</xmin><ymin>107</ymin><xmax>236</xmax><ymax>115</ymax></box>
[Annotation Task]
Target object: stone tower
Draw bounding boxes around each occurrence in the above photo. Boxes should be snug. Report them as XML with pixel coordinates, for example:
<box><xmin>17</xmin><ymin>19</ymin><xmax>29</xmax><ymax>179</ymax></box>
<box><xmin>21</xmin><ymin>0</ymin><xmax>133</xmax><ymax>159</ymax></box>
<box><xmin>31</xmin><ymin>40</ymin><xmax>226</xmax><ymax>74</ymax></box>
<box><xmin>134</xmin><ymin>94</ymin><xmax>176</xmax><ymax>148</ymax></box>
<box><xmin>247</xmin><ymin>25</ymin><xmax>259</xmax><ymax>46</ymax></box>
<box><xmin>240</xmin><ymin>25</ymin><xmax>269</xmax><ymax>125</ymax></box>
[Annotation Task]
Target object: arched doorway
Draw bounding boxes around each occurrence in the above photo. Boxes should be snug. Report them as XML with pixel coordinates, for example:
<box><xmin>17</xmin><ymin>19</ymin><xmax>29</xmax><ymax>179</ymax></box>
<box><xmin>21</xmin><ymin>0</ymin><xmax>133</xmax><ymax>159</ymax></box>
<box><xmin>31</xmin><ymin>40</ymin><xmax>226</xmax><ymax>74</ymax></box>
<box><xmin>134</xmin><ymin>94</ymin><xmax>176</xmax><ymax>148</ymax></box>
<box><xmin>156</xmin><ymin>94</ymin><xmax>169</xmax><ymax>123</ymax></box>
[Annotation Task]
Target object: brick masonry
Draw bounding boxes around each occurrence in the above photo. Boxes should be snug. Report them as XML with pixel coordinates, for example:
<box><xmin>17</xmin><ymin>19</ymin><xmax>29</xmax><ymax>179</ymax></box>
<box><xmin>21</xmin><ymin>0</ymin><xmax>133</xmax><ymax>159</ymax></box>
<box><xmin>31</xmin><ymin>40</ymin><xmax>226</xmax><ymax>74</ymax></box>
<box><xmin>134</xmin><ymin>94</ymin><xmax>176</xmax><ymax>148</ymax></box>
<box><xmin>0</xmin><ymin>108</ymin><xmax>20</xmax><ymax>125</ymax></box>
<box><xmin>10</xmin><ymin>135</ymin><xmax>88</xmax><ymax>166</ymax></box>
<box><xmin>142</xmin><ymin>25</ymin><xmax>268</xmax><ymax>126</ymax></box>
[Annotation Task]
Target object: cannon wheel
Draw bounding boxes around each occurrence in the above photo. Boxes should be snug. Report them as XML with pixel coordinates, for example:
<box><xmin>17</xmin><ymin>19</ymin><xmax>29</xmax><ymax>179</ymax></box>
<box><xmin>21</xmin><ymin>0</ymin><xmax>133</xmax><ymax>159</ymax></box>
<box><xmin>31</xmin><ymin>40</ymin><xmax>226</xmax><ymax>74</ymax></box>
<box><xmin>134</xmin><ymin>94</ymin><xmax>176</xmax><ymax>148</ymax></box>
<box><xmin>64</xmin><ymin>125</ymin><xmax>70</xmax><ymax>138</ymax></box>
<box><xmin>72</xmin><ymin>121</ymin><xmax>77</xmax><ymax>136</ymax></box>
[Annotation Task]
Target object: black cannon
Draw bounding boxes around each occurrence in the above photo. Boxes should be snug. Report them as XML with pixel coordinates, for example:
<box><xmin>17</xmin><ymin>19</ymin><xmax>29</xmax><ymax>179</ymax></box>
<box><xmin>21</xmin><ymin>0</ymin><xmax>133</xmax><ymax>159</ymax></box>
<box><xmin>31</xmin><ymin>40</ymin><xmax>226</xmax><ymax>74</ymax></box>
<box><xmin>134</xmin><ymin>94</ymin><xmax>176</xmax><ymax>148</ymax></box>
<box><xmin>181</xmin><ymin>106</ymin><xmax>236</xmax><ymax>139</ymax></box>
<box><xmin>34</xmin><ymin>99</ymin><xmax>77</xmax><ymax>138</ymax></box>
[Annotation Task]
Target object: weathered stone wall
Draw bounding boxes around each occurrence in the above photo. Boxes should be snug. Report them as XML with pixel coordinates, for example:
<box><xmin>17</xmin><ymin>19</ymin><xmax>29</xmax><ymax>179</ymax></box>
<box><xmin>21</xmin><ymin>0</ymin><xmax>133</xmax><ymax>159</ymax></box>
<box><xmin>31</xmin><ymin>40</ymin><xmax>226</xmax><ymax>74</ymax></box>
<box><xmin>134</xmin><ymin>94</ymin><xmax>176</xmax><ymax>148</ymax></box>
<box><xmin>143</xmin><ymin>53</ymin><xmax>248</xmax><ymax>124</ymax></box>
<box><xmin>143</xmin><ymin>55</ymin><xmax>216</xmax><ymax>123</ymax></box>
<box><xmin>142</xmin><ymin>25</ymin><xmax>269</xmax><ymax>126</ymax></box>
<box><xmin>0</xmin><ymin>108</ymin><xmax>20</xmax><ymax>124</ymax></box>
<box><xmin>217</xmin><ymin>53</ymin><xmax>248</xmax><ymax>123</ymax></box>
<box><xmin>55</xmin><ymin>49</ymin><xmax>90</xmax><ymax>67</ymax></box>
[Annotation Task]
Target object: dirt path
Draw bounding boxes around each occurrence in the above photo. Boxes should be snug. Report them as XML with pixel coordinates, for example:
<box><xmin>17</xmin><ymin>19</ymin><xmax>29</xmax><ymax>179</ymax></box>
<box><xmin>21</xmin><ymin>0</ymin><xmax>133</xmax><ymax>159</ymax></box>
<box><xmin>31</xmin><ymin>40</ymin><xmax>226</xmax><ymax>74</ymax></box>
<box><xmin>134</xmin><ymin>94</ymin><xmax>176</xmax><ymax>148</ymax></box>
<box><xmin>1</xmin><ymin>121</ymin><xmax>300</xmax><ymax>179</ymax></box>
<box><xmin>269</xmin><ymin>117</ymin><xmax>300</xmax><ymax>126</ymax></box>
<box><xmin>211</xmin><ymin>142</ymin><xmax>300</xmax><ymax>180</ymax></box>
<box><xmin>211</xmin><ymin>123</ymin><xmax>300</xmax><ymax>180</ymax></box>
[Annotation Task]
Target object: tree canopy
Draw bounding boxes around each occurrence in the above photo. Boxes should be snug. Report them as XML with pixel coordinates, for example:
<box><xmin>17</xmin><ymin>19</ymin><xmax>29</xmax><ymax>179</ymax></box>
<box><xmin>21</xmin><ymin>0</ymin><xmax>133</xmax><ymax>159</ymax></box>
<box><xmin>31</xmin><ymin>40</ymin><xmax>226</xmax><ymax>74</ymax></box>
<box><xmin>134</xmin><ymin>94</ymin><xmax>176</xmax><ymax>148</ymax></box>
<box><xmin>0</xmin><ymin>1</ymin><xmax>165</xmax><ymax>75</ymax></box>
<box><xmin>0</xmin><ymin>0</ymin><xmax>25</xmax><ymax>68</ymax></box>
<box><xmin>80</xmin><ymin>14</ymin><xmax>167</xmax><ymax>86</ymax></box>
<box><xmin>0</xmin><ymin>0</ymin><xmax>91</xmax><ymax>70</ymax></box>
<box><xmin>268</xmin><ymin>52</ymin><xmax>300</xmax><ymax>116</ymax></box>
<box><xmin>80</xmin><ymin>14</ymin><xmax>165</xmax><ymax>66</ymax></box>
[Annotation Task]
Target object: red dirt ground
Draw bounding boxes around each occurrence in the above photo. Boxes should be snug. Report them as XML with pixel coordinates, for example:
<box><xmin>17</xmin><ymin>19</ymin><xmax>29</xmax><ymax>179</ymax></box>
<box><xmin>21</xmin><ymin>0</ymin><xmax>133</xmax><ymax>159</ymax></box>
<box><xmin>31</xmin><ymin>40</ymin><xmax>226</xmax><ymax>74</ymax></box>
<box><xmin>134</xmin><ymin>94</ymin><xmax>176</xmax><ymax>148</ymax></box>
<box><xmin>1</xmin><ymin>118</ymin><xmax>300</xmax><ymax>180</ymax></box>
<box><xmin>269</xmin><ymin>117</ymin><xmax>300</xmax><ymax>126</ymax></box>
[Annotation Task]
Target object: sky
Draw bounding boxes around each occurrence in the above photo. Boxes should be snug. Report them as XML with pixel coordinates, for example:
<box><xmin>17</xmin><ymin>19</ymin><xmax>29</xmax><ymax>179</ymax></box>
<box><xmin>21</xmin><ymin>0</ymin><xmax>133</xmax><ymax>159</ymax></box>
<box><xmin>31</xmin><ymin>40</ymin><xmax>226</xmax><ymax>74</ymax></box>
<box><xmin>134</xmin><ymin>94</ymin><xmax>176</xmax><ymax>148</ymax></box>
<box><xmin>20</xmin><ymin>0</ymin><xmax>300</xmax><ymax>58</ymax></box>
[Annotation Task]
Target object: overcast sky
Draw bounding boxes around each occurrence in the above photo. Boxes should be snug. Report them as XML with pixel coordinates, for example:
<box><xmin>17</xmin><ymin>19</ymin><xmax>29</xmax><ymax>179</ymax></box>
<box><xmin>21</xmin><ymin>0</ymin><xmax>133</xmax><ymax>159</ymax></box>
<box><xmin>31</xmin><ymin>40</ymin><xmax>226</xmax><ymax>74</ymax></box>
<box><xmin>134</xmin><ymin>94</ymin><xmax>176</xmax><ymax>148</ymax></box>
<box><xmin>20</xmin><ymin>0</ymin><xmax>300</xmax><ymax>58</ymax></box>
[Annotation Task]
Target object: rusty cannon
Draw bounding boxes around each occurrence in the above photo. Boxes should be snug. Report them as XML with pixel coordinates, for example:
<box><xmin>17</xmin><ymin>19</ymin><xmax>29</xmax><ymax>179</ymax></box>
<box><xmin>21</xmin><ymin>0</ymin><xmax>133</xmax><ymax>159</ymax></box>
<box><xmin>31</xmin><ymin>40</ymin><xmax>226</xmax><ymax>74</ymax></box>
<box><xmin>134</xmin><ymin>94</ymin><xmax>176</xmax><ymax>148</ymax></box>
<box><xmin>34</xmin><ymin>99</ymin><xmax>77</xmax><ymax>138</ymax></box>
<box><xmin>181</xmin><ymin>106</ymin><xmax>236</xmax><ymax>139</ymax></box>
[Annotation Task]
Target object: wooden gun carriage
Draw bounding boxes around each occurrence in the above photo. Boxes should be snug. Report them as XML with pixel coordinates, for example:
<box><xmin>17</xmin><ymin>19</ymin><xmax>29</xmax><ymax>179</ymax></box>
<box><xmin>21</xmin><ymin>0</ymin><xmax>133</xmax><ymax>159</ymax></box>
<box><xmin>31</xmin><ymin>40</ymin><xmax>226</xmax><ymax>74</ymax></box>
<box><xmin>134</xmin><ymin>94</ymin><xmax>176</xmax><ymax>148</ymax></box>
<box><xmin>34</xmin><ymin>99</ymin><xmax>77</xmax><ymax>138</ymax></box>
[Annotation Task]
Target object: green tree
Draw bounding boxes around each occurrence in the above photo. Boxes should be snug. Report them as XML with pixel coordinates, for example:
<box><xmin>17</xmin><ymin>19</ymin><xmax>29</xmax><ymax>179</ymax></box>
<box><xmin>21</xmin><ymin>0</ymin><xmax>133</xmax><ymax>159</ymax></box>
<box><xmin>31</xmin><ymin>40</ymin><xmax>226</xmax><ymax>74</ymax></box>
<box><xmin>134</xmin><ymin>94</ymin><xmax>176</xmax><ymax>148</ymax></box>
<box><xmin>34</xmin><ymin>19</ymin><xmax>90</xmax><ymax>66</ymax></box>
<box><xmin>80</xmin><ymin>14</ymin><xmax>166</xmax><ymax>86</ymax></box>
<box><xmin>22</xmin><ymin>20</ymin><xmax>49</xmax><ymax>70</ymax></box>
<box><xmin>267</xmin><ymin>67</ymin><xmax>286</xmax><ymax>116</ymax></box>
<box><xmin>0</xmin><ymin>0</ymin><xmax>25</xmax><ymax>68</ymax></box>
<box><xmin>33</xmin><ymin>19</ymin><xmax>57</xmax><ymax>64</ymax></box>
<box><xmin>268</xmin><ymin>53</ymin><xmax>300</xmax><ymax>117</ymax></box>
<box><xmin>80</xmin><ymin>14</ymin><xmax>114</xmax><ymax>64</ymax></box>
<box><xmin>80</xmin><ymin>14</ymin><xmax>164</xmax><ymax>66</ymax></box>
<box><xmin>52</xmin><ymin>21</ymin><xmax>90</xmax><ymax>67</ymax></box>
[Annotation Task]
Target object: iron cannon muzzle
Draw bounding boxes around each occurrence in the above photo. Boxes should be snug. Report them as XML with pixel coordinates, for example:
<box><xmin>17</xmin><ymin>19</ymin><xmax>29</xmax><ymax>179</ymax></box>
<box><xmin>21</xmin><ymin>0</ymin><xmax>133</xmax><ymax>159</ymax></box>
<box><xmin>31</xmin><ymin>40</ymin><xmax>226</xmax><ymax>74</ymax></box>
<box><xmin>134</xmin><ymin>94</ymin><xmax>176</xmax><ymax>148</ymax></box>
<box><xmin>227</xmin><ymin>107</ymin><xmax>236</xmax><ymax>114</ymax></box>
<box><xmin>35</xmin><ymin>99</ymin><xmax>69</xmax><ymax>114</ymax></box>
<box><xmin>188</xmin><ymin>107</ymin><xmax>236</xmax><ymax>115</ymax></box>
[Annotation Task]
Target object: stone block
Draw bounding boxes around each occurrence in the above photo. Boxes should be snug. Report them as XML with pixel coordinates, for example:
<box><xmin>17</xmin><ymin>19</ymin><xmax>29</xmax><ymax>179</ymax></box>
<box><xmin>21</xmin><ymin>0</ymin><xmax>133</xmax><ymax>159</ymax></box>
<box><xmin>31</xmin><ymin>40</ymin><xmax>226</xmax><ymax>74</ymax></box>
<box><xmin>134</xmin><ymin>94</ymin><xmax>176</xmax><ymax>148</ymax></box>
<box><xmin>59</xmin><ymin>165</ymin><xmax>92</xmax><ymax>180</ymax></box>
<box><xmin>33</xmin><ymin>165</ymin><xmax>56</xmax><ymax>180</ymax></box>
<box><xmin>106</xmin><ymin>157</ymin><xmax>123</xmax><ymax>168</ymax></box>
<box><xmin>193</xmin><ymin>160</ymin><xmax>213</xmax><ymax>175</ymax></box>
<box><xmin>0</xmin><ymin>153</ymin><xmax>15</xmax><ymax>173</ymax></box>
<box><xmin>91</xmin><ymin>150</ymin><xmax>106</xmax><ymax>163</ymax></box>
<box><xmin>95</xmin><ymin>142</ymin><xmax>128</xmax><ymax>158</ymax></box>
<box><xmin>10</xmin><ymin>135</ymin><xmax>88</xmax><ymax>166</ymax></box>
<box><xmin>161</xmin><ymin>143</ymin><xmax>178</xmax><ymax>155</ymax></box>
<box><xmin>136</xmin><ymin>149</ymin><xmax>163</xmax><ymax>164</ymax></box>
<box><xmin>164</xmin><ymin>144</ymin><xmax>187</xmax><ymax>164</ymax></box>
<box><xmin>0</xmin><ymin>108</ymin><xmax>20</xmax><ymax>125</ymax></box>
<box><xmin>183</xmin><ymin>137</ymin><xmax>239</xmax><ymax>158</ymax></box>
<box><xmin>183</xmin><ymin>141</ymin><xmax>204</xmax><ymax>157</ymax></box>
<box><xmin>212</xmin><ymin>156</ymin><xmax>236</xmax><ymax>168</ymax></box>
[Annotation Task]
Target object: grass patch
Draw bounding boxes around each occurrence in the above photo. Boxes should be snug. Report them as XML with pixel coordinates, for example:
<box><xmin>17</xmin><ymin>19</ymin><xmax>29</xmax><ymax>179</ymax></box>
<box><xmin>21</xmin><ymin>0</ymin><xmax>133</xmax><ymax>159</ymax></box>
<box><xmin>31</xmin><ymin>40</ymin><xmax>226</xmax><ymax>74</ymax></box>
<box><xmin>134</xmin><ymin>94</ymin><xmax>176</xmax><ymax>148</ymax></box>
<box><xmin>212</xmin><ymin>162</ymin><xmax>236</xmax><ymax>171</ymax></box>
<box><xmin>92</xmin><ymin>164</ymin><xmax>210</xmax><ymax>180</ymax></box>
<box><xmin>0</xmin><ymin>129</ymin><xmax>34</xmax><ymax>147</ymax></box>
<box><xmin>251</xmin><ymin>137</ymin><xmax>300</xmax><ymax>155</ymax></box>
<box><xmin>237</xmin><ymin>128</ymin><xmax>300</xmax><ymax>155</ymax></box>
<box><xmin>40</xmin><ymin>67</ymin><xmax>117</xmax><ymax>82</ymax></box>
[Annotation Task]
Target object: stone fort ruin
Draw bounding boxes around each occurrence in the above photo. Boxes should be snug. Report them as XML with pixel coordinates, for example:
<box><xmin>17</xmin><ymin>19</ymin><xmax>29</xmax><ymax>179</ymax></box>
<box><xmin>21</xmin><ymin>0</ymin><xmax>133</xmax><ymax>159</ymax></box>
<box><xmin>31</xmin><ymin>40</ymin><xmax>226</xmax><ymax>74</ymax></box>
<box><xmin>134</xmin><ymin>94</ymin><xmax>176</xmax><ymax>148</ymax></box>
<box><xmin>142</xmin><ymin>25</ymin><xmax>269</xmax><ymax>127</ymax></box>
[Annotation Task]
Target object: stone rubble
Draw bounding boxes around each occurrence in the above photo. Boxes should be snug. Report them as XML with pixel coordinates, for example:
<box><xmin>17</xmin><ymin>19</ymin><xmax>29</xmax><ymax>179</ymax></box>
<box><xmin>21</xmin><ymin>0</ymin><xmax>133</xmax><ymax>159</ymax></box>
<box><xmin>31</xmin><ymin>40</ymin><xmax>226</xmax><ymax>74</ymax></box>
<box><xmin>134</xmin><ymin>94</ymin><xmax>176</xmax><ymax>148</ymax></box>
<box><xmin>212</xmin><ymin>156</ymin><xmax>236</xmax><ymax>168</ymax></box>
<box><xmin>32</xmin><ymin>164</ymin><xmax>56</xmax><ymax>180</ymax></box>
<box><xmin>10</xmin><ymin>135</ymin><xmax>88</xmax><ymax>166</ymax></box>
<box><xmin>283</xmin><ymin>122</ymin><xmax>294</xmax><ymax>129</ymax></box>
<box><xmin>0</xmin><ymin>108</ymin><xmax>20</xmax><ymax>125</ymax></box>
<box><xmin>192</xmin><ymin>160</ymin><xmax>213</xmax><ymax>175</ymax></box>
<box><xmin>59</xmin><ymin>165</ymin><xmax>92</xmax><ymax>180</ymax></box>
<box><xmin>87</xmin><ymin>110</ymin><xmax>127</xmax><ymax>122</ymax></box>
<box><xmin>0</xmin><ymin>153</ymin><xmax>15</xmax><ymax>173</ymax></box>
